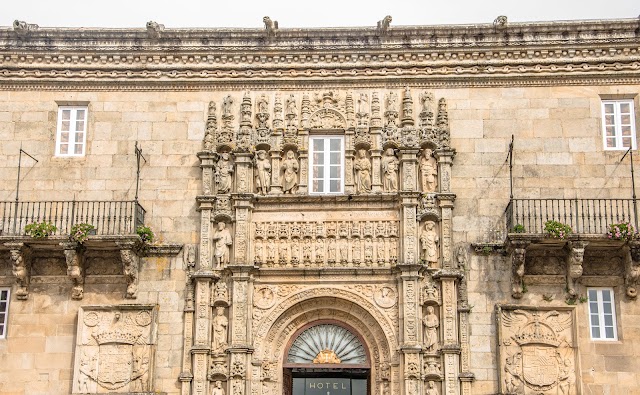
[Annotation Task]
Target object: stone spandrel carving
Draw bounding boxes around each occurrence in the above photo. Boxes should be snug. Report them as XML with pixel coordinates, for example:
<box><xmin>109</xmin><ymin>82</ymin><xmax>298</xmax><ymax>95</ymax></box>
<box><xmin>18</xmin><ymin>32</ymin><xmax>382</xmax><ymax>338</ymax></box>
<box><xmin>498</xmin><ymin>306</ymin><xmax>577</xmax><ymax>395</ymax></box>
<box><xmin>72</xmin><ymin>306</ymin><xmax>157</xmax><ymax>394</ymax></box>
<box><xmin>213</xmin><ymin>222</ymin><xmax>233</xmax><ymax>269</ymax></box>
<box><xmin>354</xmin><ymin>149</ymin><xmax>372</xmax><ymax>194</ymax></box>
<box><xmin>420</xmin><ymin>221</ymin><xmax>439</xmax><ymax>267</ymax></box>
<box><xmin>381</xmin><ymin>148</ymin><xmax>399</xmax><ymax>192</ymax></box>
<box><xmin>255</xmin><ymin>150</ymin><xmax>272</xmax><ymax>195</ymax></box>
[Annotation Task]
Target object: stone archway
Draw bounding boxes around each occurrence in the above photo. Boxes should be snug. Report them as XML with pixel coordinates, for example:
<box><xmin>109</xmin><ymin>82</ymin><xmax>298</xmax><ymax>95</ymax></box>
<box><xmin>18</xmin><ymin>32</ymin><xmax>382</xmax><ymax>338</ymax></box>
<box><xmin>253</xmin><ymin>287</ymin><xmax>397</xmax><ymax>395</ymax></box>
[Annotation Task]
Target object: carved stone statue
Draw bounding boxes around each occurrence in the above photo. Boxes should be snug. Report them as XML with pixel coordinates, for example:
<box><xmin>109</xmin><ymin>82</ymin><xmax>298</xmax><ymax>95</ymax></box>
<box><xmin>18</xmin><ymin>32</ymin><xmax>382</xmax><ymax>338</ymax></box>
<box><xmin>420</xmin><ymin>221</ymin><xmax>439</xmax><ymax>266</ymax></box>
<box><xmin>357</xmin><ymin>93</ymin><xmax>369</xmax><ymax>114</ymax></box>
<box><xmin>423</xmin><ymin>306</ymin><xmax>439</xmax><ymax>352</ymax></box>
<box><xmin>222</xmin><ymin>95</ymin><xmax>234</xmax><ymax>117</ymax></box>
<box><xmin>354</xmin><ymin>149</ymin><xmax>372</xmax><ymax>193</ymax></box>
<box><xmin>381</xmin><ymin>148</ymin><xmax>399</xmax><ymax>192</ymax></box>
<box><xmin>420</xmin><ymin>148</ymin><xmax>438</xmax><ymax>192</ymax></box>
<box><xmin>281</xmin><ymin>150</ymin><xmax>299</xmax><ymax>194</ymax></box>
<box><xmin>211</xmin><ymin>306</ymin><xmax>228</xmax><ymax>354</ymax></box>
<box><xmin>215</xmin><ymin>153</ymin><xmax>233</xmax><ymax>194</ymax></box>
<box><xmin>212</xmin><ymin>222</ymin><xmax>233</xmax><ymax>268</ymax></box>
<box><xmin>131</xmin><ymin>346</ymin><xmax>150</xmax><ymax>392</ymax></box>
<box><xmin>255</xmin><ymin>150</ymin><xmax>271</xmax><ymax>195</ymax></box>
<box><xmin>425</xmin><ymin>381</ymin><xmax>438</xmax><ymax>395</ymax></box>
<box><xmin>212</xmin><ymin>380</ymin><xmax>226</xmax><ymax>395</ymax></box>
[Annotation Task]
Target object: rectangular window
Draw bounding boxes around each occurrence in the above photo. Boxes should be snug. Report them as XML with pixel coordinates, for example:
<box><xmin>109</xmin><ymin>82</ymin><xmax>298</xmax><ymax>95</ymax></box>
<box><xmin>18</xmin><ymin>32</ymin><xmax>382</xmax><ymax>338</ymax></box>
<box><xmin>602</xmin><ymin>100</ymin><xmax>636</xmax><ymax>150</ymax></box>
<box><xmin>56</xmin><ymin>106</ymin><xmax>88</xmax><ymax>156</ymax></box>
<box><xmin>0</xmin><ymin>288</ymin><xmax>9</xmax><ymax>338</ymax></box>
<box><xmin>309</xmin><ymin>136</ymin><xmax>344</xmax><ymax>194</ymax></box>
<box><xmin>587</xmin><ymin>288</ymin><xmax>618</xmax><ymax>340</ymax></box>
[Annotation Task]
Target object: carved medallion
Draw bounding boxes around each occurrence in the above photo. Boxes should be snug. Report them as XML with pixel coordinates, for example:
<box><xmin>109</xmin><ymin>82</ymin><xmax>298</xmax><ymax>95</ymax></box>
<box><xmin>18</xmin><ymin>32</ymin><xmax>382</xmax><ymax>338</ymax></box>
<box><xmin>374</xmin><ymin>286</ymin><xmax>397</xmax><ymax>308</ymax></box>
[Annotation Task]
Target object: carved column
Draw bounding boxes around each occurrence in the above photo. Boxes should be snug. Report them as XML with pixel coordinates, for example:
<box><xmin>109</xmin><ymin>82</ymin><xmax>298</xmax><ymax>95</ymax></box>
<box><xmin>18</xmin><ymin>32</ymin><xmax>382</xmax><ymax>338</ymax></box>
<box><xmin>180</xmin><ymin>275</ymin><xmax>195</xmax><ymax>395</ymax></box>
<box><xmin>438</xmin><ymin>195</ymin><xmax>455</xmax><ymax>270</ymax></box>
<box><xmin>345</xmin><ymin>128</ymin><xmax>355</xmax><ymax>194</ymax></box>
<box><xmin>269</xmin><ymin>150</ymin><xmax>282</xmax><ymax>194</ymax></box>
<box><xmin>435</xmin><ymin>149</ymin><xmax>454</xmax><ymax>194</ymax></box>
<box><xmin>6</xmin><ymin>242</ymin><xmax>29</xmax><ymax>300</ymax></box>
<box><xmin>399</xmin><ymin>148</ymin><xmax>419</xmax><ymax>193</ymax></box>
<box><xmin>192</xmin><ymin>275</ymin><xmax>214</xmax><ymax>395</ymax></box>
<box><xmin>228</xmin><ymin>269</ymin><xmax>252</xmax><ymax>395</ymax></box>
<box><xmin>234</xmin><ymin>152</ymin><xmax>253</xmax><ymax>195</ymax></box>
<box><xmin>61</xmin><ymin>241</ymin><xmax>84</xmax><ymax>300</ymax></box>
<box><xmin>371</xmin><ymin>149</ymin><xmax>383</xmax><ymax>193</ymax></box>
<box><xmin>435</xmin><ymin>271</ymin><xmax>461</xmax><ymax>395</ymax></box>
<box><xmin>398</xmin><ymin>265</ymin><xmax>421</xmax><ymax>395</ymax></box>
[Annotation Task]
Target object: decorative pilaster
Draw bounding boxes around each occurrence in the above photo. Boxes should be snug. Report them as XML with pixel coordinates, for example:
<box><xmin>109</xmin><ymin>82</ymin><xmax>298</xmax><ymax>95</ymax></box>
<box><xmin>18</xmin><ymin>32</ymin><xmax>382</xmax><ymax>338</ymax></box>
<box><xmin>399</xmin><ymin>149</ymin><xmax>419</xmax><ymax>192</ymax></box>
<box><xmin>6</xmin><ymin>242</ymin><xmax>29</xmax><ymax>300</ymax></box>
<box><xmin>438</xmin><ymin>272</ymin><xmax>461</xmax><ymax>395</ymax></box>
<box><xmin>233</xmin><ymin>200</ymin><xmax>252</xmax><ymax>266</ymax></box>
<box><xmin>234</xmin><ymin>152</ymin><xmax>253</xmax><ymax>194</ymax></box>
<box><xmin>269</xmin><ymin>150</ymin><xmax>282</xmax><ymax>194</ymax></box>
<box><xmin>61</xmin><ymin>241</ymin><xmax>84</xmax><ymax>300</ymax></box>
<box><xmin>371</xmin><ymin>149</ymin><xmax>383</xmax><ymax>193</ymax></box>
<box><xmin>199</xmin><ymin>152</ymin><xmax>217</xmax><ymax>196</ymax></box>
<box><xmin>228</xmin><ymin>270</ymin><xmax>252</xmax><ymax>395</ymax></box>
<box><xmin>192</xmin><ymin>277</ymin><xmax>213</xmax><ymax>395</ymax></box>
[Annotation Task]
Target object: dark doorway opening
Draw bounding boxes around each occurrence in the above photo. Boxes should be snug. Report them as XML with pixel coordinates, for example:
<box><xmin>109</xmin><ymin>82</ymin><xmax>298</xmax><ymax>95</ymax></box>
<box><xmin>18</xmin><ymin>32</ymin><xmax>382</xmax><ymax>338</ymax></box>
<box><xmin>285</xmin><ymin>368</ymin><xmax>370</xmax><ymax>395</ymax></box>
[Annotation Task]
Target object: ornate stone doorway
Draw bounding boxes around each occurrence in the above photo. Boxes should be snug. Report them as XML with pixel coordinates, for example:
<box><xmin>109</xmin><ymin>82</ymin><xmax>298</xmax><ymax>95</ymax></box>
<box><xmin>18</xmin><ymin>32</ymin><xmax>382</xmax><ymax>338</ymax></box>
<box><xmin>284</xmin><ymin>322</ymin><xmax>371</xmax><ymax>395</ymax></box>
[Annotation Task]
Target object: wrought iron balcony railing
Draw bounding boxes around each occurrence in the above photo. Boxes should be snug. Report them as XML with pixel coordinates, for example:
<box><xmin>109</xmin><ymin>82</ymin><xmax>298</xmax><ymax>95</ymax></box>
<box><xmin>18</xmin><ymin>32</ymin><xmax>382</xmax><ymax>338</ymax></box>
<box><xmin>0</xmin><ymin>200</ymin><xmax>145</xmax><ymax>237</ymax></box>
<box><xmin>506</xmin><ymin>198</ymin><xmax>638</xmax><ymax>235</ymax></box>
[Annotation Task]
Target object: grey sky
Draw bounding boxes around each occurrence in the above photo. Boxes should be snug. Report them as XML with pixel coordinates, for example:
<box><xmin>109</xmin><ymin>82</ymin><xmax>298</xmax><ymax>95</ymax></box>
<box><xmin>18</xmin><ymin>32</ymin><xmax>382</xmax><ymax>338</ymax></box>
<box><xmin>1</xmin><ymin>0</ymin><xmax>638</xmax><ymax>29</ymax></box>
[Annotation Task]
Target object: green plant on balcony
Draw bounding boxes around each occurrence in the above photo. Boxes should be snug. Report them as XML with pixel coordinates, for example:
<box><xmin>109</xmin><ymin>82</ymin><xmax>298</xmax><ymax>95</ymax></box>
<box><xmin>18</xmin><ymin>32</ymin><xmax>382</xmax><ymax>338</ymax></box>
<box><xmin>136</xmin><ymin>225</ymin><xmax>155</xmax><ymax>243</ymax></box>
<box><xmin>544</xmin><ymin>220</ymin><xmax>572</xmax><ymax>239</ymax></box>
<box><xmin>24</xmin><ymin>221</ymin><xmax>57</xmax><ymax>238</ymax></box>
<box><xmin>512</xmin><ymin>224</ymin><xmax>526</xmax><ymax>233</ymax></box>
<box><xmin>70</xmin><ymin>223</ymin><xmax>96</xmax><ymax>243</ymax></box>
<box><xmin>606</xmin><ymin>222</ymin><xmax>638</xmax><ymax>241</ymax></box>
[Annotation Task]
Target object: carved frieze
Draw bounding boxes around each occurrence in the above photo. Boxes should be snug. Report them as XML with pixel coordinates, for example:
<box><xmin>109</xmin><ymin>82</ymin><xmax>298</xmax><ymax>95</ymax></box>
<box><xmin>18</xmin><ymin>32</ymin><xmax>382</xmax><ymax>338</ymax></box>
<box><xmin>497</xmin><ymin>306</ymin><xmax>577</xmax><ymax>395</ymax></box>
<box><xmin>72</xmin><ymin>305</ymin><xmax>157</xmax><ymax>394</ymax></box>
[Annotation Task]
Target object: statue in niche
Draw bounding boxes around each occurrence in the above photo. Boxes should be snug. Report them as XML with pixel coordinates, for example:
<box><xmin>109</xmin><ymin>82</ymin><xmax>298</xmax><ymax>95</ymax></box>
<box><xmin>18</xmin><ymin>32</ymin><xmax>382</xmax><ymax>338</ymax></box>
<box><xmin>327</xmin><ymin>239</ymin><xmax>336</xmax><ymax>263</ymax></box>
<box><xmin>420</xmin><ymin>148</ymin><xmax>438</xmax><ymax>193</ymax></box>
<box><xmin>281</xmin><ymin>150</ymin><xmax>299</xmax><ymax>194</ymax></box>
<box><xmin>357</xmin><ymin>93</ymin><xmax>369</xmax><ymax>114</ymax></box>
<box><xmin>222</xmin><ymin>95</ymin><xmax>234</xmax><ymax>117</ymax></box>
<box><xmin>420</xmin><ymin>221</ymin><xmax>439</xmax><ymax>266</ymax></box>
<box><xmin>381</xmin><ymin>148</ymin><xmax>399</xmax><ymax>192</ymax></box>
<box><xmin>215</xmin><ymin>153</ymin><xmax>233</xmax><ymax>194</ymax></box>
<box><xmin>387</xmin><ymin>91</ymin><xmax>398</xmax><ymax>111</ymax></box>
<box><xmin>291</xmin><ymin>240</ymin><xmax>300</xmax><ymax>265</ymax></box>
<box><xmin>257</xmin><ymin>95</ymin><xmax>268</xmax><ymax>114</ymax></box>
<box><xmin>425</xmin><ymin>381</ymin><xmax>438</xmax><ymax>395</ymax></box>
<box><xmin>302</xmin><ymin>239</ymin><xmax>312</xmax><ymax>262</ymax></box>
<box><xmin>212</xmin><ymin>381</ymin><xmax>225</xmax><ymax>395</ymax></box>
<box><xmin>211</xmin><ymin>306</ymin><xmax>228</xmax><ymax>354</ymax></box>
<box><xmin>266</xmin><ymin>239</ymin><xmax>276</xmax><ymax>263</ymax></box>
<box><xmin>339</xmin><ymin>239</ymin><xmax>348</xmax><ymax>263</ymax></box>
<box><xmin>279</xmin><ymin>240</ymin><xmax>289</xmax><ymax>265</ymax></box>
<box><xmin>315</xmin><ymin>239</ymin><xmax>325</xmax><ymax>263</ymax></box>
<box><xmin>354</xmin><ymin>149</ymin><xmax>372</xmax><ymax>193</ymax></box>
<box><xmin>286</xmin><ymin>94</ymin><xmax>298</xmax><ymax>126</ymax></box>
<box><xmin>254</xmin><ymin>150</ymin><xmax>271</xmax><ymax>195</ymax></box>
<box><xmin>212</xmin><ymin>222</ymin><xmax>233</xmax><ymax>268</ymax></box>
<box><xmin>423</xmin><ymin>306</ymin><xmax>439</xmax><ymax>352</ymax></box>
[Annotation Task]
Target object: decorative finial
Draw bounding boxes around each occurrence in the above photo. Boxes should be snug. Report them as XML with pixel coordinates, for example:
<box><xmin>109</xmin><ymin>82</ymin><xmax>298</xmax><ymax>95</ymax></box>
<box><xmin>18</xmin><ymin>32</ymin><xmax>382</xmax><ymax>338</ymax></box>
<box><xmin>377</xmin><ymin>15</ymin><xmax>392</xmax><ymax>36</ymax></box>
<box><xmin>146</xmin><ymin>21</ymin><xmax>165</xmax><ymax>39</ymax></box>
<box><xmin>263</xmin><ymin>16</ymin><xmax>278</xmax><ymax>37</ymax></box>
<box><xmin>493</xmin><ymin>15</ymin><xmax>508</xmax><ymax>30</ymax></box>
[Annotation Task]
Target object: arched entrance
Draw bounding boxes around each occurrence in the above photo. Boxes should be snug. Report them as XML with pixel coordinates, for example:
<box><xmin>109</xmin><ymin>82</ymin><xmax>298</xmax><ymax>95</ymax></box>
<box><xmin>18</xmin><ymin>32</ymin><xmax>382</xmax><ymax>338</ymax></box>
<box><xmin>283</xmin><ymin>320</ymin><xmax>371</xmax><ymax>395</ymax></box>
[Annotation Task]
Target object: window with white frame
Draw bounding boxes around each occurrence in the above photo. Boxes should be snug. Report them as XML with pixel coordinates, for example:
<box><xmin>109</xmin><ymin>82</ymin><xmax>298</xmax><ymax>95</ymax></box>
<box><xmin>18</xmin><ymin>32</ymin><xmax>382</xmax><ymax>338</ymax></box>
<box><xmin>56</xmin><ymin>106</ymin><xmax>88</xmax><ymax>156</ymax></box>
<box><xmin>309</xmin><ymin>136</ymin><xmax>344</xmax><ymax>194</ymax></box>
<box><xmin>601</xmin><ymin>100</ymin><xmax>636</xmax><ymax>150</ymax></box>
<box><xmin>587</xmin><ymin>288</ymin><xmax>618</xmax><ymax>340</ymax></box>
<box><xmin>0</xmin><ymin>288</ymin><xmax>9</xmax><ymax>338</ymax></box>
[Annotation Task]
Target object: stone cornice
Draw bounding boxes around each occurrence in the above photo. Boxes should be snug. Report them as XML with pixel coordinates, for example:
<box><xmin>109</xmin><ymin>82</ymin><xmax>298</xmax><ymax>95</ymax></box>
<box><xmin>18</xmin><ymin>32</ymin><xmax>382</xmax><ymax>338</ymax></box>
<box><xmin>0</xmin><ymin>18</ymin><xmax>639</xmax><ymax>89</ymax></box>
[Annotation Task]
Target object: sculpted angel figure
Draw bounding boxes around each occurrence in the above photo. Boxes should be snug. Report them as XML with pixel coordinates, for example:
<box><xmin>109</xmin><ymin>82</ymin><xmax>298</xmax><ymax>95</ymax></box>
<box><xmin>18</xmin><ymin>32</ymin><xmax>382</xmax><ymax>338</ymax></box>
<box><xmin>215</xmin><ymin>153</ymin><xmax>233</xmax><ymax>194</ymax></box>
<box><xmin>281</xmin><ymin>150</ymin><xmax>299</xmax><ymax>193</ymax></box>
<box><xmin>254</xmin><ymin>150</ymin><xmax>271</xmax><ymax>195</ymax></box>
<box><xmin>420</xmin><ymin>148</ymin><xmax>438</xmax><ymax>193</ymax></box>
<box><xmin>354</xmin><ymin>149</ymin><xmax>372</xmax><ymax>193</ymax></box>
<box><xmin>381</xmin><ymin>148</ymin><xmax>399</xmax><ymax>192</ymax></box>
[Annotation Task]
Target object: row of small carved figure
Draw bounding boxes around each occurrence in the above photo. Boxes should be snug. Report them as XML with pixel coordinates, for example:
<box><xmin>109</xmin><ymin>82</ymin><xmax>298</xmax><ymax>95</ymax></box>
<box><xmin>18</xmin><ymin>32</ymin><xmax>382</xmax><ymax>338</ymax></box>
<box><xmin>254</xmin><ymin>220</ymin><xmax>400</xmax><ymax>239</ymax></box>
<box><xmin>209</xmin><ymin>146</ymin><xmax>440</xmax><ymax>195</ymax></box>
<box><xmin>203</xmin><ymin>90</ymin><xmax>448</xmax><ymax>132</ymax></box>
<box><xmin>254</xmin><ymin>237</ymin><xmax>398</xmax><ymax>266</ymax></box>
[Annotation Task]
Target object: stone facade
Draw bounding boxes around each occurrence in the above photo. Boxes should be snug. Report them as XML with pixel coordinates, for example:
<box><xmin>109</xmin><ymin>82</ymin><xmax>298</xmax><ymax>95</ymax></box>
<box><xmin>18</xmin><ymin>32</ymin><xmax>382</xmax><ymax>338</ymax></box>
<box><xmin>0</xmin><ymin>16</ymin><xmax>640</xmax><ymax>395</ymax></box>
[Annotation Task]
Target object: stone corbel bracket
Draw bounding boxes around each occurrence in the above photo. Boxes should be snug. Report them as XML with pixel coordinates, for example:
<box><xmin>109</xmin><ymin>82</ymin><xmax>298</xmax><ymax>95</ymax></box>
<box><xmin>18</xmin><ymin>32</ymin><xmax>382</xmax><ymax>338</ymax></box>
<box><xmin>116</xmin><ymin>241</ymin><xmax>141</xmax><ymax>299</ymax></box>
<box><xmin>60</xmin><ymin>241</ymin><xmax>84</xmax><ymax>300</ymax></box>
<box><xmin>508</xmin><ymin>240</ymin><xmax>528</xmax><ymax>299</ymax></box>
<box><xmin>5</xmin><ymin>242</ymin><xmax>30</xmax><ymax>300</ymax></box>
<box><xmin>625</xmin><ymin>242</ymin><xmax>640</xmax><ymax>298</ymax></box>
<box><xmin>566</xmin><ymin>240</ymin><xmax>587</xmax><ymax>297</ymax></box>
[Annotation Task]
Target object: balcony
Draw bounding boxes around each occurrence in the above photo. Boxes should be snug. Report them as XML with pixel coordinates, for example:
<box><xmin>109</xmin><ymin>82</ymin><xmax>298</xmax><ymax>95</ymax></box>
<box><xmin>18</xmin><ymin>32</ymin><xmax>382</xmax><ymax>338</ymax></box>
<box><xmin>0</xmin><ymin>200</ymin><xmax>147</xmax><ymax>300</ymax></box>
<box><xmin>497</xmin><ymin>198</ymin><xmax>640</xmax><ymax>301</ymax></box>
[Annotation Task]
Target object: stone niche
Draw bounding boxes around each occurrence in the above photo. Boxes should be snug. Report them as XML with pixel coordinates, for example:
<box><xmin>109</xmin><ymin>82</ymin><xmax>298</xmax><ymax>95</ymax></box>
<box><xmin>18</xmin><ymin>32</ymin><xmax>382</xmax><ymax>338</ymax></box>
<box><xmin>72</xmin><ymin>305</ymin><xmax>158</xmax><ymax>394</ymax></box>
<box><xmin>496</xmin><ymin>305</ymin><xmax>578</xmax><ymax>395</ymax></box>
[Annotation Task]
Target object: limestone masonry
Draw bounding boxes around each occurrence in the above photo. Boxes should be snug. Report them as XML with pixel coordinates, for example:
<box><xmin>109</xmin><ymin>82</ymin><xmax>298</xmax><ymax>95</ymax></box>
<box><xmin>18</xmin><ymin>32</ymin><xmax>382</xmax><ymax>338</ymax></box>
<box><xmin>0</xmin><ymin>15</ymin><xmax>639</xmax><ymax>395</ymax></box>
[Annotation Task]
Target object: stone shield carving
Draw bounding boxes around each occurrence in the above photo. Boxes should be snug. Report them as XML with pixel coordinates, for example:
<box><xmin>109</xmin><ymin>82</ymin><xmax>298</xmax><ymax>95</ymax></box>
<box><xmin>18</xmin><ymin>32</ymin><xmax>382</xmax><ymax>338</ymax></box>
<box><xmin>497</xmin><ymin>305</ymin><xmax>578</xmax><ymax>395</ymax></box>
<box><xmin>72</xmin><ymin>305</ymin><xmax>157</xmax><ymax>394</ymax></box>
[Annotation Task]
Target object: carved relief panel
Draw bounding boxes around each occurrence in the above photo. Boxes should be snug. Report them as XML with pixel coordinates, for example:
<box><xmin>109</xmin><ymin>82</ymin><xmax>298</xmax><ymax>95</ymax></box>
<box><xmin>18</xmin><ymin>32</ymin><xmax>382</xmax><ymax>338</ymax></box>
<box><xmin>497</xmin><ymin>306</ymin><xmax>578</xmax><ymax>395</ymax></box>
<box><xmin>72</xmin><ymin>305</ymin><xmax>157</xmax><ymax>394</ymax></box>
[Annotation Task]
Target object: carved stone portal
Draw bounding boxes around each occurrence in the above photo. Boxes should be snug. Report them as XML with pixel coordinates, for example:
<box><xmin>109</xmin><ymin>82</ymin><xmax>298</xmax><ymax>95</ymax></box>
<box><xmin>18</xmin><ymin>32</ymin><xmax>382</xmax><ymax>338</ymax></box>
<box><xmin>497</xmin><ymin>306</ymin><xmax>577</xmax><ymax>395</ymax></box>
<box><xmin>72</xmin><ymin>305</ymin><xmax>157</xmax><ymax>394</ymax></box>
